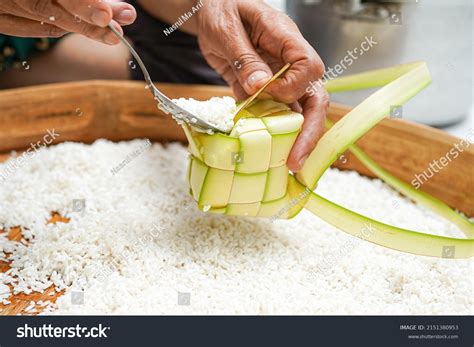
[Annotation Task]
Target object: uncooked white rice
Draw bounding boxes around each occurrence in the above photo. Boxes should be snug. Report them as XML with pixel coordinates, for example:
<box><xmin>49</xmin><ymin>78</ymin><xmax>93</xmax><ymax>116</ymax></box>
<box><xmin>173</xmin><ymin>96</ymin><xmax>236</xmax><ymax>132</ymax></box>
<box><xmin>0</xmin><ymin>139</ymin><xmax>472</xmax><ymax>314</ymax></box>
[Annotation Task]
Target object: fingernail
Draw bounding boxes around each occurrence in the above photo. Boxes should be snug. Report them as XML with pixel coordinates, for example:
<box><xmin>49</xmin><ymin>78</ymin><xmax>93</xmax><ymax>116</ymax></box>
<box><xmin>247</xmin><ymin>71</ymin><xmax>270</xmax><ymax>89</ymax></box>
<box><xmin>297</xmin><ymin>154</ymin><xmax>309</xmax><ymax>171</ymax></box>
<box><xmin>115</xmin><ymin>9</ymin><xmax>134</xmax><ymax>23</ymax></box>
<box><xmin>92</xmin><ymin>9</ymin><xmax>110</xmax><ymax>27</ymax></box>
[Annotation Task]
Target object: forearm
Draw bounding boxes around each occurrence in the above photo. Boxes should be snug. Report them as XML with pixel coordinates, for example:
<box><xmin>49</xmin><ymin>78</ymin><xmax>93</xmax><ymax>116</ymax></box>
<box><xmin>137</xmin><ymin>0</ymin><xmax>200</xmax><ymax>35</ymax></box>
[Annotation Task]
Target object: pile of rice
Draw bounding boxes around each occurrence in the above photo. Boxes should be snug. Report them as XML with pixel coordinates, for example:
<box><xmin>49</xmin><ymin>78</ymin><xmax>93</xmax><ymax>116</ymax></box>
<box><xmin>0</xmin><ymin>138</ymin><xmax>472</xmax><ymax>315</ymax></box>
<box><xmin>173</xmin><ymin>96</ymin><xmax>236</xmax><ymax>132</ymax></box>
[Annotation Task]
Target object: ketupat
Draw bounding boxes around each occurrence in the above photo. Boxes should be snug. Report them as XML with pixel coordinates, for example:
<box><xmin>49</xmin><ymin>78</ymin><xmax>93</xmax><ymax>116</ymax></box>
<box><xmin>186</xmin><ymin>102</ymin><xmax>303</xmax><ymax>217</ymax></box>
<box><xmin>182</xmin><ymin>62</ymin><xmax>474</xmax><ymax>258</ymax></box>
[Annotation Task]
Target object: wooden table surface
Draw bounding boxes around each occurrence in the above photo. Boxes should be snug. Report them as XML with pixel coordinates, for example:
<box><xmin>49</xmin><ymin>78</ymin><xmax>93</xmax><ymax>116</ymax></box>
<box><xmin>0</xmin><ymin>212</ymin><xmax>68</xmax><ymax>315</ymax></box>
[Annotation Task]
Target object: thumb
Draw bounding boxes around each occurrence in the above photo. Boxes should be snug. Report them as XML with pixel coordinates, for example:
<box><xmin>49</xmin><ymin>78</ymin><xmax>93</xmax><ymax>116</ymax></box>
<box><xmin>224</xmin><ymin>26</ymin><xmax>273</xmax><ymax>95</ymax></box>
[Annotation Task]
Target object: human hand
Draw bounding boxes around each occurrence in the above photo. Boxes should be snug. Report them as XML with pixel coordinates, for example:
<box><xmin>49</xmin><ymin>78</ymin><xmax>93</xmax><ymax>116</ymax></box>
<box><xmin>0</xmin><ymin>0</ymin><xmax>136</xmax><ymax>44</ymax></box>
<box><xmin>197</xmin><ymin>0</ymin><xmax>328</xmax><ymax>172</ymax></box>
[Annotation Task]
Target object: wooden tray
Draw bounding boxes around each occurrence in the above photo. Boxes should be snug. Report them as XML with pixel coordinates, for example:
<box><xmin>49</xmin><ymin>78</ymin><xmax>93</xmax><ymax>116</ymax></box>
<box><xmin>0</xmin><ymin>81</ymin><xmax>472</xmax><ymax>315</ymax></box>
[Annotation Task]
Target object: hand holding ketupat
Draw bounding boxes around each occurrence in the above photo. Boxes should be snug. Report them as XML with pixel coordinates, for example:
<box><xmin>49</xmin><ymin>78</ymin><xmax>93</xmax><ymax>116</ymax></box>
<box><xmin>107</xmin><ymin>0</ymin><xmax>329</xmax><ymax>171</ymax></box>
<box><xmin>196</xmin><ymin>0</ymin><xmax>329</xmax><ymax>172</ymax></box>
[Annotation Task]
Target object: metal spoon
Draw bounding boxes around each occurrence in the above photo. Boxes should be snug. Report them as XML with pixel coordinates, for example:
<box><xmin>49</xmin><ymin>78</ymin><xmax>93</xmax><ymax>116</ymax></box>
<box><xmin>108</xmin><ymin>23</ymin><xmax>220</xmax><ymax>133</ymax></box>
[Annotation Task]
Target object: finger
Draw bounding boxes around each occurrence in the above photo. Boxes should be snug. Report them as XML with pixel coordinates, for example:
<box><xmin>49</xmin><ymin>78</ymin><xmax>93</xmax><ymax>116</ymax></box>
<box><xmin>289</xmin><ymin>101</ymin><xmax>303</xmax><ymax>114</ymax></box>
<box><xmin>56</xmin><ymin>0</ymin><xmax>136</xmax><ymax>27</ymax></box>
<box><xmin>222</xmin><ymin>66</ymin><xmax>248</xmax><ymax>101</ymax></box>
<box><xmin>287</xmin><ymin>88</ymin><xmax>329</xmax><ymax>173</ymax></box>
<box><xmin>52</xmin><ymin>13</ymin><xmax>123</xmax><ymax>45</ymax></box>
<box><xmin>55</xmin><ymin>0</ymin><xmax>113</xmax><ymax>27</ymax></box>
<box><xmin>238</xmin><ymin>2</ymin><xmax>325</xmax><ymax>103</ymax></box>
<box><xmin>216</xmin><ymin>18</ymin><xmax>273</xmax><ymax>95</ymax></box>
<box><xmin>230</xmin><ymin>79</ymin><xmax>249</xmax><ymax>101</ymax></box>
<box><xmin>110</xmin><ymin>2</ymin><xmax>137</xmax><ymax>25</ymax></box>
<box><xmin>18</xmin><ymin>0</ymin><xmax>123</xmax><ymax>44</ymax></box>
<box><xmin>266</xmin><ymin>45</ymin><xmax>325</xmax><ymax>104</ymax></box>
<box><xmin>18</xmin><ymin>0</ymin><xmax>123</xmax><ymax>45</ymax></box>
<box><xmin>0</xmin><ymin>13</ymin><xmax>65</xmax><ymax>37</ymax></box>
<box><xmin>209</xmin><ymin>58</ymin><xmax>249</xmax><ymax>100</ymax></box>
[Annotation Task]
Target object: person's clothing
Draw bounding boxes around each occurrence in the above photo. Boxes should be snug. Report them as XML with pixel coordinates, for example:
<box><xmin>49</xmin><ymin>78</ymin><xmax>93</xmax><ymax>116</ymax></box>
<box><xmin>124</xmin><ymin>0</ymin><xmax>225</xmax><ymax>85</ymax></box>
<box><xmin>0</xmin><ymin>36</ymin><xmax>58</xmax><ymax>72</ymax></box>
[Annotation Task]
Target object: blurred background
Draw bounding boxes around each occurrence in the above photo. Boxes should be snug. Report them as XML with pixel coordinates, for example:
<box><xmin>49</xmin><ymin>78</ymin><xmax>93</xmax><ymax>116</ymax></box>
<box><xmin>273</xmin><ymin>0</ymin><xmax>473</xmax><ymax>137</ymax></box>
